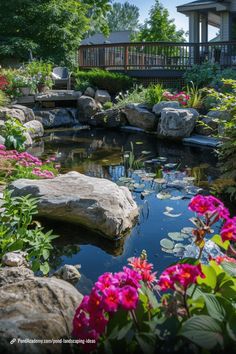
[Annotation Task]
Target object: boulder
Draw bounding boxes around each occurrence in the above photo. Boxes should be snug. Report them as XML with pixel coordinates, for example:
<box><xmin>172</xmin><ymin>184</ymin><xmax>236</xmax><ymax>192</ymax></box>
<box><xmin>0</xmin><ymin>135</ymin><xmax>5</xmax><ymax>145</ymax></box>
<box><xmin>53</xmin><ymin>264</ymin><xmax>81</xmax><ymax>285</ymax></box>
<box><xmin>2</xmin><ymin>252</ymin><xmax>28</xmax><ymax>267</ymax></box>
<box><xmin>11</xmin><ymin>104</ymin><xmax>35</xmax><ymax>122</ymax></box>
<box><xmin>35</xmin><ymin>108</ymin><xmax>78</xmax><ymax>128</ymax></box>
<box><xmin>0</xmin><ymin>266</ymin><xmax>82</xmax><ymax>354</ymax></box>
<box><xmin>207</xmin><ymin>110</ymin><xmax>231</xmax><ymax>121</ymax></box>
<box><xmin>24</xmin><ymin>132</ymin><xmax>33</xmax><ymax>147</ymax></box>
<box><xmin>157</xmin><ymin>108</ymin><xmax>198</xmax><ymax>139</ymax></box>
<box><xmin>77</xmin><ymin>95</ymin><xmax>101</xmax><ymax>123</ymax></box>
<box><xmin>0</xmin><ymin>107</ymin><xmax>25</xmax><ymax>123</ymax></box>
<box><xmin>152</xmin><ymin>101</ymin><xmax>180</xmax><ymax>115</ymax></box>
<box><xmin>95</xmin><ymin>89</ymin><xmax>111</xmax><ymax>104</ymax></box>
<box><xmin>89</xmin><ymin>108</ymin><xmax>126</xmax><ymax>128</ymax></box>
<box><xmin>123</xmin><ymin>103</ymin><xmax>157</xmax><ymax>131</ymax></box>
<box><xmin>195</xmin><ymin>116</ymin><xmax>218</xmax><ymax>136</ymax></box>
<box><xmin>24</xmin><ymin>120</ymin><xmax>44</xmax><ymax>139</ymax></box>
<box><xmin>84</xmin><ymin>86</ymin><xmax>95</xmax><ymax>98</ymax></box>
<box><xmin>10</xmin><ymin>171</ymin><xmax>139</xmax><ymax>239</ymax></box>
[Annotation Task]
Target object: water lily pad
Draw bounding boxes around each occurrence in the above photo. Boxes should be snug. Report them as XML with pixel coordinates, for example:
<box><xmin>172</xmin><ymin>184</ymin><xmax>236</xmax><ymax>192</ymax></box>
<box><xmin>154</xmin><ymin>178</ymin><xmax>166</xmax><ymax>184</ymax></box>
<box><xmin>165</xmin><ymin>207</ymin><xmax>173</xmax><ymax>212</ymax></box>
<box><xmin>156</xmin><ymin>192</ymin><xmax>172</xmax><ymax>200</ymax></box>
<box><xmin>168</xmin><ymin>232</ymin><xmax>184</xmax><ymax>241</ymax></box>
<box><xmin>161</xmin><ymin>248</ymin><xmax>174</xmax><ymax>254</ymax></box>
<box><xmin>142</xmin><ymin>176</ymin><xmax>153</xmax><ymax>181</ymax></box>
<box><xmin>146</xmin><ymin>173</ymin><xmax>156</xmax><ymax>178</ymax></box>
<box><xmin>183</xmin><ymin>177</ymin><xmax>196</xmax><ymax>182</ymax></box>
<box><xmin>170</xmin><ymin>195</ymin><xmax>184</xmax><ymax>200</ymax></box>
<box><xmin>164</xmin><ymin>211</ymin><xmax>182</xmax><ymax>218</ymax></box>
<box><xmin>156</xmin><ymin>157</ymin><xmax>167</xmax><ymax>162</ymax></box>
<box><xmin>164</xmin><ymin>163</ymin><xmax>177</xmax><ymax>169</ymax></box>
<box><xmin>119</xmin><ymin>177</ymin><xmax>134</xmax><ymax>183</ymax></box>
<box><xmin>181</xmin><ymin>227</ymin><xmax>194</xmax><ymax>235</ymax></box>
<box><xmin>175</xmin><ymin>243</ymin><xmax>185</xmax><ymax>248</ymax></box>
<box><xmin>160</xmin><ymin>238</ymin><xmax>174</xmax><ymax>249</ymax></box>
<box><xmin>135</xmin><ymin>141</ymin><xmax>143</xmax><ymax>145</ymax></box>
<box><xmin>141</xmin><ymin>150</ymin><xmax>151</xmax><ymax>155</ymax></box>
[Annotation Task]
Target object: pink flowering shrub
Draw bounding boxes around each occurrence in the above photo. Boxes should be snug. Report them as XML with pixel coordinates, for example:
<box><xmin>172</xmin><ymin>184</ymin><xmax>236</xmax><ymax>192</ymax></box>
<box><xmin>163</xmin><ymin>91</ymin><xmax>190</xmax><ymax>106</ymax></box>
<box><xmin>73</xmin><ymin>195</ymin><xmax>236</xmax><ymax>353</ymax></box>
<box><xmin>0</xmin><ymin>144</ymin><xmax>59</xmax><ymax>181</ymax></box>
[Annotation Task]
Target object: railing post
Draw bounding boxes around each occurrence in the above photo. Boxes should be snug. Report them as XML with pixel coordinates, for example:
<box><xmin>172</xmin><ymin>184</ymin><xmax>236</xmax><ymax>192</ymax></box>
<box><xmin>124</xmin><ymin>45</ymin><xmax>129</xmax><ymax>71</ymax></box>
<box><xmin>78</xmin><ymin>47</ymin><xmax>83</xmax><ymax>68</ymax></box>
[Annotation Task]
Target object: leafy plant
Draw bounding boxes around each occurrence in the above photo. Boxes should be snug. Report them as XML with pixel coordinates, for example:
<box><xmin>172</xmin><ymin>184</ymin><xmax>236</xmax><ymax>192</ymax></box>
<box><xmin>0</xmin><ymin>90</ymin><xmax>8</xmax><ymax>107</ymax></box>
<box><xmin>2</xmin><ymin>115</ymin><xmax>27</xmax><ymax>151</ymax></box>
<box><xmin>144</xmin><ymin>84</ymin><xmax>165</xmax><ymax>106</ymax></box>
<box><xmin>0</xmin><ymin>190</ymin><xmax>58</xmax><ymax>274</ymax></box>
<box><xmin>75</xmin><ymin>69</ymin><xmax>134</xmax><ymax>95</ymax></box>
<box><xmin>26</xmin><ymin>60</ymin><xmax>53</xmax><ymax>89</ymax></box>
<box><xmin>114</xmin><ymin>86</ymin><xmax>147</xmax><ymax>109</ymax></box>
<box><xmin>103</xmin><ymin>101</ymin><xmax>113</xmax><ymax>110</ymax></box>
<box><xmin>186</xmin><ymin>82</ymin><xmax>203</xmax><ymax>109</ymax></box>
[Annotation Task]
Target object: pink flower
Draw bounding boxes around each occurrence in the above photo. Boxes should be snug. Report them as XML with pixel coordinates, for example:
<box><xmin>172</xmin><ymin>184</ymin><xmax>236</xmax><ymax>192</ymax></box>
<box><xmin>119</xmin><ymin>285</ymin><xmax>139</xmax><ymax>310</ymax></box>
<box><xmin>87</xmin><ymin>290</ymin><xmax>103</xmax><ymax>313</ymax></box>
<box><xmin>95</xmin><ymin>272</ymin><xmax>119</xmax><ymax>292</ymax></box>
<box><xmin>89</xmin><ymin>311</ymin><xmax>108</xmax><ymax>333</ymax></box>
<box><xmin>103</xmin><ymin>286</ymin><xmax>120</xmax><ymax>312</ymax></box>
<box><xmin>158</xmin><ymin>264</ymin><xmax>205</xmax><ymax>291</ymax></box>
<box><xmin>220</xmin><ymin>217</ymin><xmax>236</xmax><ymax>242</ymax></box>
<box><xmin>0</xmin><ymin>144</ymin><xmax>6</xmax><ymax>150</ymax></box>
<box><xmin>189</xmin><ymin>195</ymin><xmax>229</xmax><ymax>221</ymax></box>
<box><xmin>213</xmin><ymin>255</ymin><xmax>236</xmax><ymax>264</ymax></box>
<box><xmin>128</xmin><ymin>257</ymin><xmax>153</xmax><ymax>272</ymax></box>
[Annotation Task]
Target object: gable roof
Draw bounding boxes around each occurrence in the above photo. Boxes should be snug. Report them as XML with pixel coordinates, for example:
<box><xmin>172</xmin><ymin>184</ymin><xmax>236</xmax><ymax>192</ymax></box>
<box><xmin>81</xmin><ymin>31</ymin><xmax>132</xmax><ymax>45</ymax></box>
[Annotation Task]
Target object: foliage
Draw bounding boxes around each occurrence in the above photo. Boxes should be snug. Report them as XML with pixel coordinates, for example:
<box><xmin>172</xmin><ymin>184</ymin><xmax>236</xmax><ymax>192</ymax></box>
<box><xmin>106</xmin><ymin>2</ymin><xmax>140</xmax><ymax>32</ymax></box>
<box><xmin>2</xmin><ymin>116</ymin><xmax>27</xmax><ymax>151</ymax></box>
<box><xmin>0</xmin><ymin>90</ymin><xmax>8</xmax><ymax>107</ymax></box>
<box><xmin>113</xmin><ymin>86</ymin><xmax>147</xmax><ymax>108</ymax></box>
<box><xmin>0</xmin><ymin>145</ymin><xmax>59</xmax><ymax>183</ymax></box>
<box><xmin>75</xmin><ymin>69</ymin><xmax>134</xmax><ymax>95</ymax></box>
<box><xmin>103</xmin><ymin>101</ymin><xmax>113</xmax><ymax>110</ymax></box>
<box><xmin>26</xmin><ymin>60</ymin><xmax>53</xmax><ymax>88</ymax></box>
<box><xmin>186</xmin><ymin>83</ymin><xmax>203</xmax><ymax>109</ymax></box>
<box><xmin>0</xmin><ymin>190</ymin><xmax>58</xmax><ymax>274</ymax></box>
<box><xmin>0</xmin><ymin>0</ymin><xmax>89</xmax><ymax>65</ymax></box>
<box><xmin>144</xmin><ymin>84</ymin><xmax>165</xmax><ymax>106</ymax></box>
<box><xmin>82</xmin><ymin>0</ymin><xmax>112</xmax><ymax>37</ymax></box>
<box><xmin>201</xmin><ymin>88</ymin><xmax>223</xmax><ymax>111</ymax></box>
<box><xmin>184</xmin><ymin>62</ymin><xmax>236</xmax><ymax>88</ymax></box>
<box><xmin>134</xmin><ymin>0</ymin><xmax>185</xmax><ymax>42</ymax></box>
<box><xmin>208</xmin><ymin>80</ymin><xmax>236</xmax><ymax>200</ymax></box>
<box><xmin>73</xmin><ymin>195</ymin><xmax>236</xmax><ymax>353</ymax></box>
<box><xmin>163</xmin><ymin>90</ymin><xmax>190</xmax><ymax>106</ymax></box>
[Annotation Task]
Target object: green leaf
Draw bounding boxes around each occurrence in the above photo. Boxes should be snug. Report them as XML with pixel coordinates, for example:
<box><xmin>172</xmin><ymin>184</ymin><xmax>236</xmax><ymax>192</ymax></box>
<box><xmin>117</xmin><ymin>322</ymin><xmax>133</xmax><ymax>340</ymax></box>
<box><xmin>203</xmin><ymin>294</ymin><xmax>226</xmax><ymax>321</ymax></box>
<box><xmin>42</xmin><ymin>249</ymin><xmax>50</xmax><ymax>260</ymax></box>
<box><xmin>135</xmin><ymin>333</ymin><xmax>156</xmax><ymax>354</ymax></box>
<box><xmin>221</xmin><ymin>261</ymin><xmax>236</xmax><ymax>277</ymax></box>
<box><xmin>179</xmin><ymin>315</ymin><xmax>223</xmax><ymax>350</ymax></box>
<box><xmin>197</xmin><ymin>265</ymin><xmax>217</xmax><ymax>290</ymax></box>
<box><xmin>31</xmin><ymin>259</ymin><xmax>40</xmax><ymax>272</ymax></box>
<box><xmin>40</xmin><ymin>261</ymin><xmax>50</xmax><ymax>275</ymax></box>
<box><xmin>226</xmin><ymin>315</ymin><xmax>236</xmax><ymax>341</ymax></box>
<box><xmin>8</xmin><ymin>240</ymin><xmax>24</xmax><ymax>251</ymax></box>
<box><xmin>211</xmin><ymin>234</ymin><xmax>230</xmax><ymax>251</ymax></box>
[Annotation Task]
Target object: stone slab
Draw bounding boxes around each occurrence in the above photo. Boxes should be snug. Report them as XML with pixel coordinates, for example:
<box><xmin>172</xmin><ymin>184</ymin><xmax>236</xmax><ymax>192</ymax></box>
<box><xmin>183</xmin><ymin>135</ymin><xmax>222</xmax><ymax>148</ymax></box>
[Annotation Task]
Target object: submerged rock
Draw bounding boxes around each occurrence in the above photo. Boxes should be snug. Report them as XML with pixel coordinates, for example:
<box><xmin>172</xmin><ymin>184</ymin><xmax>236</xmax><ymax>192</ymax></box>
<box><xmin>0</xmin><ymin>266</ymin><xmax>82</xmax><ymax>354</ymax></box>
<box><xmin>157</xmin><ymin>108</ymin><xmax>198</xmax><ymax>139</ymax></box>
<box><xmin>123</xmin><ymin>103</ymin><xmax>157</xmax><ymax>131</ymax></box>
<box><xmin>53</xmin><ymin>264</ymin><xmax>81</xmax><ymax>285</ymax></box>
<box><xmin>35</xmin><ymin>108</ymin><xmax>78</xmax><ymax>128</ymax></box>
<box><xmin>10</xmin><ymin>171</ymin><xmax>139</xmax><ymax>239</ymax></box>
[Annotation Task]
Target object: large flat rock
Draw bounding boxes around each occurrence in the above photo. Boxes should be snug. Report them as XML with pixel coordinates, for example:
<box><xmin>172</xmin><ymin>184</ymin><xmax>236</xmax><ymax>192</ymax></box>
<box><xmin>10</xmin><ymin>172</ymin><xmax>139</xmax><ymax>239</ymax></box>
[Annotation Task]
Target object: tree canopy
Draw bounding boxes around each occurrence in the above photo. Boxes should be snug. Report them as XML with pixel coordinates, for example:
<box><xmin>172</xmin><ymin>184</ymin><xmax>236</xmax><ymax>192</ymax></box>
<box><xmin>0</xmin><ymin>0</ymin><xmax>111</xmax><ymax>65</ymax></box>
<box><xmin>106</xmin><ymin>2</ymin><xmax>140</xmax><ymax>32</ymax></box>
<box><xmin>135</xmin><ymin>0</ymin><xmax>185</xmax><ymax>42</ymax></box>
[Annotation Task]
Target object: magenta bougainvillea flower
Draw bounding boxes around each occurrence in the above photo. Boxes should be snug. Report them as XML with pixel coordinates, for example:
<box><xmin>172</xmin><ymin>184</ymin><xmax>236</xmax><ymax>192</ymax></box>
<box><xmin>119</xmin><ymin>285</ymin><xmax>139</xmax><ymax>310</ymax></box>
<box><xmin>158</xmin><ymin>264</ymin><xmax>205</xmax><ymax>291</ymax></box>
<box><xmin>220</xmin><ymin>217</ymin><xmax>236</xmax><ymax>242</ymax></box>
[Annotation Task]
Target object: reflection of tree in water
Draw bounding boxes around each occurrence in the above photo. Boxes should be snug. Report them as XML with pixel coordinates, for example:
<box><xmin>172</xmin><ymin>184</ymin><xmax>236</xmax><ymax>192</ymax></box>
<box><xmin>49</xmin><ymin>244</ymin><xmax>81</xmax><ymax>271</ymax></box>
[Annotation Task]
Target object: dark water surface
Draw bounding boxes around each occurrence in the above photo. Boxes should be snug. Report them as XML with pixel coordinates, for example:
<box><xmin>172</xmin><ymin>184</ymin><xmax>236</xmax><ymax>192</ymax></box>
<box><xmin>30</xmin><ymin>128</ymin><xmax>219</xmax><ymax>294</ymax></box>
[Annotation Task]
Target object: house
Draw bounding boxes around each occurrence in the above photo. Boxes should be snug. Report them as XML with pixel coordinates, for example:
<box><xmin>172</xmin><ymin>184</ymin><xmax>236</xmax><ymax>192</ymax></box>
<box><xmin>177</xmin><ymin>0</ymin><xmax>236</xmax><ymax>42</ymax></box>
<box><xmin>81</xmin><ymin>31</ymin><xmax>133</xmax><ymax>45</ymax></box>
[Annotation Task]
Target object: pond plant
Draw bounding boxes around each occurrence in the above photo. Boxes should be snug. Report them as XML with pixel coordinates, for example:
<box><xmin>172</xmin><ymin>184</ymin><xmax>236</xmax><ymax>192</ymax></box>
<box><xmin>73</xmin><ymin>195</ymin><xmax>236</xmax><ymax>354</ymax></box>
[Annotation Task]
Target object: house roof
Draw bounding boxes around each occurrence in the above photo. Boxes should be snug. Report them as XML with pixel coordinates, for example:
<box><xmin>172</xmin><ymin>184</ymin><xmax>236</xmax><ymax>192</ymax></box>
<box><xmin>177</xmin><ymin>0</ymin><xmax>229</xmax><ymax>13</ymax></box>
<box><xmin>81</xmin><ymin>31</ymin><xmax>133</xmax><ymax>45</ymax></box>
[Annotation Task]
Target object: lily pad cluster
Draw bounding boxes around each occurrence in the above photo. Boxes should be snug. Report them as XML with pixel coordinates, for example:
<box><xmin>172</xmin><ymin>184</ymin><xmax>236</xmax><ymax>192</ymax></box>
<box><xmin>160</xmin><ymin>227</ymin><xmax>195</xmax><ymax>257</ymax></box>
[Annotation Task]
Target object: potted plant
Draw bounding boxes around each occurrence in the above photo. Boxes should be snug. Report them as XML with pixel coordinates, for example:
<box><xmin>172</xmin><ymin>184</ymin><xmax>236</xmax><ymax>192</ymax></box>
<box><xmin>36</xmin><ymin>74</ymin><xmax>53</xmax><ymax>93</ymax></box>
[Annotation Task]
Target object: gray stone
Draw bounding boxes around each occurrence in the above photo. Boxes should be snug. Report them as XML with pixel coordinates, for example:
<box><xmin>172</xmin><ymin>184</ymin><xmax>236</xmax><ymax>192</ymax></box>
<box><xmin>0</xmin><ymin>107</ymin><xmax>25</xmax><ymax>123</ymax></box>
<box><xmin>207</xmin><ymin>110</ymin><xmax>231</xmax><ymax>121</ymax></box>
<box><xmin>158</xmin><ymin>108</ymin><xmax>198</xmax><ymax>139</ymax></box>
<box><xmin>35</xmin><ymin>90</ymin><xmax>82</xmax><ymax>102</ymax></box>
<box><xmin>24</xmin><ymin>120</ymin><xmax>44</xmax><ymax>139</ymax></box>
<box><xmin>84</xmin><ymin>86</ymin><xmax>95</xmax><ymax>98</ymax></box>
<box><xmin>35</xmin><ymin>108</ymin><xmax>78</xmax><ymax>128</ymax></box>
<box><xmin>11</xmin><ymin>104</ymin><xmax>35</xmax><ymax>122</ymax></box>
<box><xmin>89</xmin><ymin>108</ymin><xmax>126</xmax><ymax>128</ymax></box>
<box><xmin>95</xmin><ymin>89</ymin><xmax>111</xmax><ymax>104</ymax></box>
<box><xmin>10</xmin><ymin>171</ymin><xmax>139</xmax><ymax>239</ymax></box>
<box><xmin>0</xmin><ymin>135</ymin><xmax>5</xmax><ymax>145</ymax></box>
<box><xmin>24</xmin><ymin>132</ymin><xmax>33</xmax><ymax>147</ymax></box>
<box><xmin>2</xmin><ymin>252</ymin><xmax>28</xmax><ymax>267</ymax></box>
<box><xmin>77</xmin><ymin>95</ymin><xmax>101</xmax><ymax>123</ymax></box>
<box><xmin>152</xmin><ymin>101</ymin><xmax>180</xmax><ymax>115</ymax></box>
<box><xmin>123</xmin><ymin>103</ymin><xmax>157</xmax><ymax>131</ymax></box>
<box><xmin>0</xmin><ymin>266</ymin><xmax>82</xmax><ymax>354</ymax></box>
<box><xmin>53</xmin><ymin>264</ymin><xmax>81</xmax><ymax>285</ymax></box>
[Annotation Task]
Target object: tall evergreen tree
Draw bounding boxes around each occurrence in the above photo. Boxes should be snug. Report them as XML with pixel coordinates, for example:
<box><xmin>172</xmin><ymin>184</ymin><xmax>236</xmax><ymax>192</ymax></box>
<box><xmin>106</xmin><ymin>2</ymin><xmax>140</xmax><ymax>32</ymax></box>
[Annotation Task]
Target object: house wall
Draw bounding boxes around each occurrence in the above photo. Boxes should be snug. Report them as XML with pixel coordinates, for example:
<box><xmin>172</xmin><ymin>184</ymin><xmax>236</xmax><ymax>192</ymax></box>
<box><xmin>220</xmin><ymin>12</ymin><xmax>230</xmax><ymax>40</ymax></box>
<box><xmin>230</xmin><ymin>0</ymin><xmax>236</xmax><ymax>11</ymax></box>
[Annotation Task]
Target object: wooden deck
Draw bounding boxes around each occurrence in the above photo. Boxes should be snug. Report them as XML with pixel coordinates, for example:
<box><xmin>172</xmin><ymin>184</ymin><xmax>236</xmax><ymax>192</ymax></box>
<box><xmin>78</xmin><ymin>41</ymin><xmax>236</xmax><ymax>77</ymax></box>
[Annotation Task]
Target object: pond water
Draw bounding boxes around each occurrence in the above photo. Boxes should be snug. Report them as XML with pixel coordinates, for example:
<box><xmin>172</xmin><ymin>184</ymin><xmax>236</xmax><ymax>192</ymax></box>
<box><xmin>30</xmin><ymin>127</ymin><xmax>220</xmax><ymax>294</ymax></box>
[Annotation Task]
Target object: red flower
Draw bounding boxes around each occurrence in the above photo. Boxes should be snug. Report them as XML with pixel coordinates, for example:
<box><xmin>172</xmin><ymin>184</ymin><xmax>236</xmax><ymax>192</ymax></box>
<box><xmin>103</xmin><ymin>286</ymin><xmax>120</xmax><ymax>312</ymax></box>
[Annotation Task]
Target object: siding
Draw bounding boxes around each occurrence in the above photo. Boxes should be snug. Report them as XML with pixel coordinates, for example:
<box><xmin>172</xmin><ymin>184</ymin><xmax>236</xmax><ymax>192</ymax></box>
<box><xmin>220</xmin><ymin>12</ymin><xmax>230</xmax><ymax>40</ymax></box>
<box><xmin>230</xmin><ymin>0</ymin><xmax>236</xmax><ymax>11</ymax></box>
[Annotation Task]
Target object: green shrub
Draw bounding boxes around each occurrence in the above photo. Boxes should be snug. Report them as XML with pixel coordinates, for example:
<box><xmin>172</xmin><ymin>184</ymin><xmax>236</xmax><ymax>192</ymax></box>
<box><xmin>0</xmin><ymin>190</ymin><xmax>58</xmax><ymax>274</ymax></box>
<box><xmin>186</xmin><ymin>83</ymin><xmax>203</xmax><ymax>109</ymax></box>
<box><xmin>113</xmin><ymin>85</ymin><xmax>147</xmax><ymax>108</ymax></box>
<box><xmin>74</xmin><ymin>69</ymin><xmax>134</xmax><ymax>94</ymax></box>
<box><xmin>0</xmin><ymin>90</ymin><xmax>8</xmax><ymax>106</ymax></box>
<box><xmin>103</xmin><ymin>101</ymin><xmax>113</xmax><ymax>110</ymax></box>
<box><xmin>144</xmin><ymin>84</ymin><xmax>165</xmax><ymax>106</ymax></box>
<box><xmin>2</xmin><ymin>115</ymin><xmax>27</xmax><ymax>151</ymax></box>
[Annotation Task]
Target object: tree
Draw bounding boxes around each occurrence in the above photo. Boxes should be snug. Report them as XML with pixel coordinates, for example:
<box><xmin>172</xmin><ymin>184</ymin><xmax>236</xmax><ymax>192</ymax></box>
<box><xmin>135</xmin><ymin>0</ymin><xmax>185</xmax><ymax>42</ymax></box>
<box><xmin>0</xmin><ymin>0</ymin><xmax>111</xmax><ymax>65</ymax></box>
<box><xmin>82</xmin><ymin>0</ymin><xmax>112</xmax><ymax>36</ymax></box>
<box><xmin>106</xmin><ymin>2</ymin><xmax>140</xmax><ymax>32</ymax></box>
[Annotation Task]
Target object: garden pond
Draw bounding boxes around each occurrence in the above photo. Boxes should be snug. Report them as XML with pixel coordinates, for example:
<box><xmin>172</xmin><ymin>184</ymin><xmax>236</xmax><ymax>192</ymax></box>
<box><xmin>29</xmin><ymin>127</ymin><xmax>221</xmax><ymax>294</ymax></box>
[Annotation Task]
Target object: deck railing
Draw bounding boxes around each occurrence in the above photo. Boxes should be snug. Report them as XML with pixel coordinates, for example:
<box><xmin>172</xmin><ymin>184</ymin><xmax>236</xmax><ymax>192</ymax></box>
<box><xmin>78</xmin><ymin>41</ymin><xmax>236</xmax><ymax>71</ymax></box>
